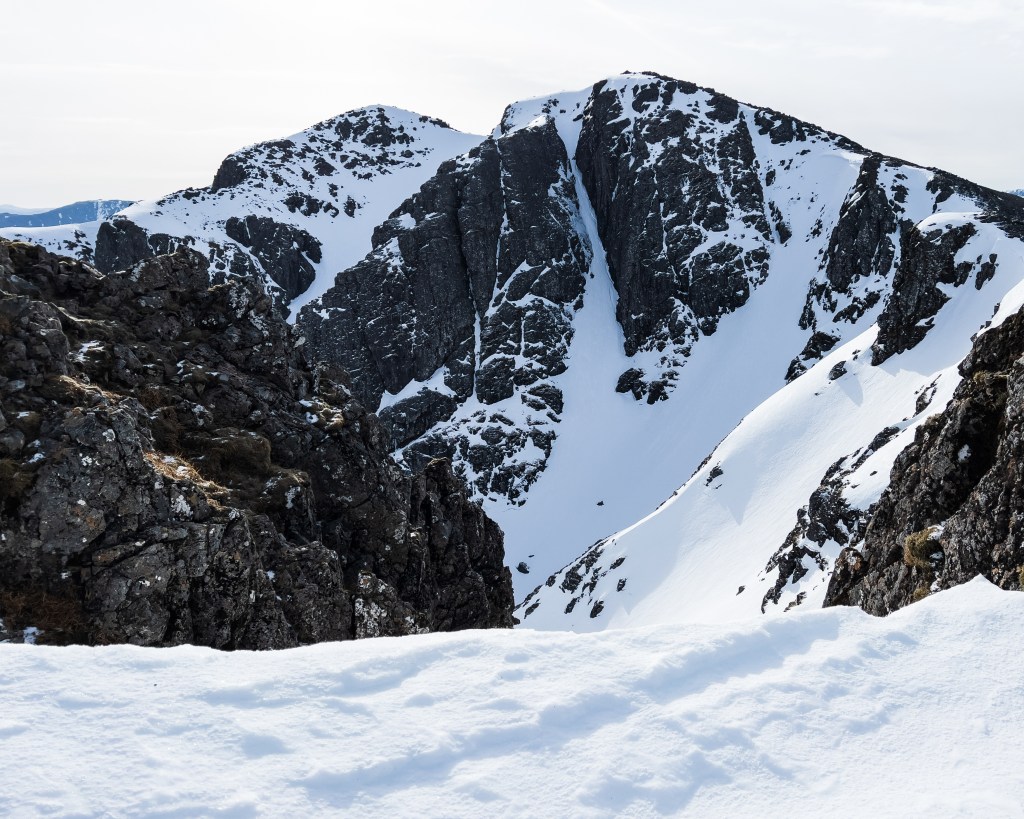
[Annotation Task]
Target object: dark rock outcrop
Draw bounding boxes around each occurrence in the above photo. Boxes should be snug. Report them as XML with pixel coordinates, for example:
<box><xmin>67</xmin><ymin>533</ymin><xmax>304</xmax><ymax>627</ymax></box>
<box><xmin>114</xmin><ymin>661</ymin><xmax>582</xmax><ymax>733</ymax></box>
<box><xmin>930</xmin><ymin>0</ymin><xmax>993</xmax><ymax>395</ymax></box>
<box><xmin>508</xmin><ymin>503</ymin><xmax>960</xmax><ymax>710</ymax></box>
<box><xmin>94</xmin><ymin>217</ymin><xmax>177</xmax><ymax>274</ymax></box>
<box><xmin>871</xmin><ymin>222</ymin><xmax>990</xmax><ymax>364</ymax></box>
<box><xmin>516</xmin><ymin>540</ymin><xmax>628</xmax><ymax>623</ymax></box>
<box><xmin>299</xmin><ymin>117</ymin><xmax>589</xmax><ymax>499</ymax></box>
<box><xmin>0</xmin><ymin>239</ymin><xmax>513</xmax><ymax>647</ymax></box>
<box><xmin>576</xmin><ymin>75</ymin><xmax>773</xmax><ymax>373</ymax></box>
<box><xmin>223</xmin><ymin>215</ymin><xmax>322</xmax><ymax>301</ymax></box>
<box><xmin>762</xmin><ymin>426</ymin><xmax>900</xmax><ymax>612</ymax></box>
<box><xmin>826</xmin><ymin>307</ymin><xmax>1024</xmax><ymax>612</ymax></box>
<box><xmin>819</xmin><ymin>155</ymin><xmax>900</xmax><ymax>305</ymax></box>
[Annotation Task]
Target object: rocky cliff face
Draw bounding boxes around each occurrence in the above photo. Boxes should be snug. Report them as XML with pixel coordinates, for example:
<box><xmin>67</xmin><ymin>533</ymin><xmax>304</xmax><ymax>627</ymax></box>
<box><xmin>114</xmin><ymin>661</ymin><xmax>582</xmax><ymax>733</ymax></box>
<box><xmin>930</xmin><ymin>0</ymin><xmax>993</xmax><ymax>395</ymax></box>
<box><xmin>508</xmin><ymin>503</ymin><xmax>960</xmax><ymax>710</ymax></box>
<box><xmin>825</xmin><ymin>305</ymin><xmax>1024</xmax><ymax>613</ymax></box>
<box><xmin>6</xmin><ymin>73</ymin><xmax>1022</xmax><ymax>617</ymax></box>
<box><xmin>299</xmin><ymin>117</ymin><xmax>590</xmax><ymax>500</ymax></box>
<box><xmin>298</xmin><ymin>73</ymin><xmax>1017</xmax><ymax>531</ymax></box>
<box><xmin>574</xmin><ymin>76</ymin><xmax>774</xmax><ymax>396</ymax></box>
<box><xmin>0</xmin><ymin>239</ymin><xmax>513</xmax><ymax>647</ymax></box>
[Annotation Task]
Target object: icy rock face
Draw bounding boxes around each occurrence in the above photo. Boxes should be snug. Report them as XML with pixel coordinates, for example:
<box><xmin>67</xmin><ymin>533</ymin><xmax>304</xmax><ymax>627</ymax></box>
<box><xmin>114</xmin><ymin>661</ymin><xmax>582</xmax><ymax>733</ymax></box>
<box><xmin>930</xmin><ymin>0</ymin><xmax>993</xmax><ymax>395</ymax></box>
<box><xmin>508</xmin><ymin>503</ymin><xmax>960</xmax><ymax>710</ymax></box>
<box><xmin>872</xmin><ymin>221</ymin><xmax>993</xmax><ymax>365</ymax></box>
<box><xmin>0</xmin><ymin>239</ymin><xmax>513</xmax><ymax>647</ymax></box>
<box><xmin>222</xmin><ymin>215</ymin><xmax>322</xmax><ymax>301</ymax></box>
<box><xmin>299</xmin><ymin>117</ymin><xmax>590</xmax><ymax>500</ymax></box>
<box><xmin>826</xmin><ymin>306</ymin><xmax>1024</xmax><ymax>613</ymax></box>
<box><xmin>24</xmin><ymin>107</ymin><xmax>482</xmax><ymax>312</ymax></box>
<box><xmin>94</xmin><ymin>218</ymin><xmax>187</xmax><ymax>274</ymax></box>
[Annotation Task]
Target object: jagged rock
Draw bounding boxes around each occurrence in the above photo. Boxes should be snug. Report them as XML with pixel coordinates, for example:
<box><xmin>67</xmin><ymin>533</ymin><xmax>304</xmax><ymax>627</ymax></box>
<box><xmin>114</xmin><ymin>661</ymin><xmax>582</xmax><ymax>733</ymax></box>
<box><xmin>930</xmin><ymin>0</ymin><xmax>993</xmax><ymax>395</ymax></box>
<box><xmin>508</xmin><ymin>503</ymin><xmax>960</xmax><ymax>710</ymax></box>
<box><xmin>822</xmin><ymin>155</ymin><xmax>901</xmax><ymax>298</ymax></box>
<box><xmin>576</xmin><ymin>74</ymin><xmax>772</xmax><ymax>370</ymax></box>
<box><xmin>871</xmin><ymin>222</ymin><xmax>986</xmax><ymax>364</ymax></box>
<box><xmin>786</xmin><ymin>331</ymin><xmax>840</xmax><ymax>381</ymax></box>
<box><xmin>377</xmin><ymin>389</ymin><xmax>462</xmax><ymax>452</ymax></box>
<box><xmin>299</xmin><ymin>116</ymin><xmax>589</xmax><ymax>499</ymax></box>
<box><xmin>828</xmin><ymin>361</ymin><xmax>847</xmax><ymax>380</ymax></box>
<box><xmin>223</xmin><ymin>215</ymin><xmax>322</xmax><ymax>301</ymax></box>
<box><xmin>763</xmin><ymin>426</ymin><xmax>902</xmax><ymax>612</ymax></box>
<box><xmin>301</xmin><ymin>118</ymin><xmax>587</xmax><ymax>409</ymax></box>
<box><xmin>517</xmin><ymin>537</ymin><xmax>628</xmax><ymax>622</ymax></box>
<box><xmin>0</xmin><ymin>239</ymin><xmax>513</xmax><ymax>647</ymax></box>
<box><xmin>826</xmin><ymin>307</ymin><xmax>1024</xmax><ymax>613</ymax></box>
<box><xmin>94</xmin><ymin>218</ymin><xmax>177</xmax><ymax>273</ymax></box>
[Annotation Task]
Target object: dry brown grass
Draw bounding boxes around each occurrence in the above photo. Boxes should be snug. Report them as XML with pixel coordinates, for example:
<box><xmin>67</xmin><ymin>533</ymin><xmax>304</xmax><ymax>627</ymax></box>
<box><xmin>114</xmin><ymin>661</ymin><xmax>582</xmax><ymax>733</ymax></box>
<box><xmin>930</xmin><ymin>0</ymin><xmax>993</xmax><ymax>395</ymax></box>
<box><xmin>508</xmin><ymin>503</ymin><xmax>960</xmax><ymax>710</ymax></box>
<box><xmin>143</xmin><ymin>450</ymin><xmax>228</xmax><ymax>502</ymax></box>
<box><xmin>903</xmin><ymin>526</ymin><xmax>940</xmax><ymax>570</ymax></box>
<box><xmin>0</xmin><ymin>458</ymin><xmax>34</xmax><ymax>501</ymax></box>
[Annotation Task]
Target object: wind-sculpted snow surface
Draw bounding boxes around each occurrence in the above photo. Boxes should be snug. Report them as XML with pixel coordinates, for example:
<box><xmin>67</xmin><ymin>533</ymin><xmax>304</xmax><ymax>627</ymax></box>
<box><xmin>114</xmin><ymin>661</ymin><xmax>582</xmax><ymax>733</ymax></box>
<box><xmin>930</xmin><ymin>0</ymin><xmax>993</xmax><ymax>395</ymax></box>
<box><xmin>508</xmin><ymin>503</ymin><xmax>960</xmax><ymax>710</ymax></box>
<box><xmin>0</xmin><ymin>578</ymin><xmax>1021</xmax><ymax>816</ymax></box>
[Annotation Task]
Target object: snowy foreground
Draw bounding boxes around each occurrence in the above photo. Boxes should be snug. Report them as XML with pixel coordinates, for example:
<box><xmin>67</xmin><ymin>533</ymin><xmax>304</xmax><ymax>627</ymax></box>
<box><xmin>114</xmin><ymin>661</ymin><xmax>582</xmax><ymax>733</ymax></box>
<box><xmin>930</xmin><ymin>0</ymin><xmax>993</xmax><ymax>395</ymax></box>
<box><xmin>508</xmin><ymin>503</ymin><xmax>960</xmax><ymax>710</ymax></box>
<box><xmin>2</xmin><ymin>578</ymin><xmax>1022</xmax><ymax>817</ymax></box>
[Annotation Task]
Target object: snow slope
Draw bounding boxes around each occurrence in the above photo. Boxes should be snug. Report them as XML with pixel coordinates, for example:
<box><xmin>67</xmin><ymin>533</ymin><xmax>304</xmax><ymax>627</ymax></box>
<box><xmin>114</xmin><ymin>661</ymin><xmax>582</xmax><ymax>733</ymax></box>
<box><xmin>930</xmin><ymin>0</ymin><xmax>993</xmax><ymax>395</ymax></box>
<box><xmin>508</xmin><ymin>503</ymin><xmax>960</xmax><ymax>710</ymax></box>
<box><xmin>1</xmin><ymin>577</ymin><xmax>1020</xmax><ymax>817</ymax></box>
<box><xmin>520</xmin><ymin>214</ymin><xmax>1024</xmax><ymax>627</ymax></box>
<box><xmin>0</xmin><ymin>222</ymin><xmax>100</xmax><ymax>263</ymax></box>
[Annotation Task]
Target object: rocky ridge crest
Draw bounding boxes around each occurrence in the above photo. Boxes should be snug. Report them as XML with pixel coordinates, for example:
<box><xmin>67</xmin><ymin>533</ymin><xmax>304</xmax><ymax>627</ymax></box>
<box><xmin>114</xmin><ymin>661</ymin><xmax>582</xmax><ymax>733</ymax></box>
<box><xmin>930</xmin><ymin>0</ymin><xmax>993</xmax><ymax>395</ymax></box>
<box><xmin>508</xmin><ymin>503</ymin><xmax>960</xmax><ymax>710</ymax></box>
<box><xmin>0</xmin><ymin>239</ymin><xmax>513</xmax><ymax>646</ymax></box>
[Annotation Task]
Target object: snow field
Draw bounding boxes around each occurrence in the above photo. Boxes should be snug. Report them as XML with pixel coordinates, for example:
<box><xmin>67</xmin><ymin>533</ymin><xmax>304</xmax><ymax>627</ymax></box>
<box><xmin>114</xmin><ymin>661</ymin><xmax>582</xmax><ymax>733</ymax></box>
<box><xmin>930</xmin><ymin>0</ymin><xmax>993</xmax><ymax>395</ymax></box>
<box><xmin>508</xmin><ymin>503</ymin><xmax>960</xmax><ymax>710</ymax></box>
<box><xmin>521</xmin><ymin>212</ymin><xmax>1024</xmax><ymax>628</ymax></box>
<box><xmin>0</xmin><ymin>577</ymin><xmax>1021</xmax><ymax>817</ymax></box>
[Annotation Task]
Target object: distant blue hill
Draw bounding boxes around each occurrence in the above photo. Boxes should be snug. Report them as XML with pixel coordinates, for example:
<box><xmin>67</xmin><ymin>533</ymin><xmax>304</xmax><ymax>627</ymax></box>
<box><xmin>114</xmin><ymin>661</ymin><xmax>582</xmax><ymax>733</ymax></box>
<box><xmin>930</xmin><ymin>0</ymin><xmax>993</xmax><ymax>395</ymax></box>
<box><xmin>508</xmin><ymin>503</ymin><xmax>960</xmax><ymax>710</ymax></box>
<box><xmin>1011</xmin><ymin>189</ymin><xmax>1024</xmax><ymax>198</ymax></box>
<box><xmin>0</xmin><ymin>199</ymin><xmax>134</xmax><ymax>228</ymax></box>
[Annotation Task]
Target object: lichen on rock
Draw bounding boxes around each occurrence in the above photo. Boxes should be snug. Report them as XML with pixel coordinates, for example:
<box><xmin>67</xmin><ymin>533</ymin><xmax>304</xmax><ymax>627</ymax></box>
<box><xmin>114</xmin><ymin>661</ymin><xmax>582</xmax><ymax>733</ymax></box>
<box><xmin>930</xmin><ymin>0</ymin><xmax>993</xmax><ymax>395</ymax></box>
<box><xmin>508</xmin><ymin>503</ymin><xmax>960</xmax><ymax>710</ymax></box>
<box><xmin>0</xmin><ymin>239</ymin><xmax>513</xmax><ymax>647</ymax></box>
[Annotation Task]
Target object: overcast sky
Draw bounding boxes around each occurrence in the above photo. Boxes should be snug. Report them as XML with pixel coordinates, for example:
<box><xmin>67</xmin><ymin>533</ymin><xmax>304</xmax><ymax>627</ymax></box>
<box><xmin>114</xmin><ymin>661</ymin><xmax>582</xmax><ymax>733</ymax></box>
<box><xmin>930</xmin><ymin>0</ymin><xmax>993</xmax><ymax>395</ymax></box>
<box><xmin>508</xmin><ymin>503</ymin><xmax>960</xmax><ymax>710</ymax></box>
<box><xmin>1</xmin><ymin>0</ymin><xmax>1020</xmax><ymax>207</ymax></box>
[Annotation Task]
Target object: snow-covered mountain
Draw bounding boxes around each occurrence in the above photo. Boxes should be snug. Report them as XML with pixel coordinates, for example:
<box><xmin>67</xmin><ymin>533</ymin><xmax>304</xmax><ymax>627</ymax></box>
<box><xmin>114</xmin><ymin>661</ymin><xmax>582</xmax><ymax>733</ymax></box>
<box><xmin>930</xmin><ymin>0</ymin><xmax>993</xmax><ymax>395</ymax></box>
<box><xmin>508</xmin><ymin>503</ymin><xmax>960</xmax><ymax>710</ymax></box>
<box><xmin>1</xmin><ymin>109</ymin><xmax>482</xmax><ymax>312</ymax></box>
<box><xmin>293</xmin><ymin>73</ymin><xmax>1024</xmax><ymax>614</ymax></box>
<box><xmin>7</xmin><ymin>72</ymin><xmax>1023</xmax><ymax>630</ymax></box>
<box><xmin>0</xmin><ymin>199</ymin><xmax>132</xmax><ymax>228</ymax></box>
<box><xmin>0</xmin><ymin>200</ymin><xmax>134</xmax><ymax>264</ymax></box>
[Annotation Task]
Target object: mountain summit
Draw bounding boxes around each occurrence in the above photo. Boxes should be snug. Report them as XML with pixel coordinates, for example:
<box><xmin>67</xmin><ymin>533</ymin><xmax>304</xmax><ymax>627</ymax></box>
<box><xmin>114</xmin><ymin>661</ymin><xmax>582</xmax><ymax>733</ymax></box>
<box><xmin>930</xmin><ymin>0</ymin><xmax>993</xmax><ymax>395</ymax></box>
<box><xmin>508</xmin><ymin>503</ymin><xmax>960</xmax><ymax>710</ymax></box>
<box><xmin>293</xmin><ymin>73</ymin><xmax>1023</xmax><ymax>614</ymax></box>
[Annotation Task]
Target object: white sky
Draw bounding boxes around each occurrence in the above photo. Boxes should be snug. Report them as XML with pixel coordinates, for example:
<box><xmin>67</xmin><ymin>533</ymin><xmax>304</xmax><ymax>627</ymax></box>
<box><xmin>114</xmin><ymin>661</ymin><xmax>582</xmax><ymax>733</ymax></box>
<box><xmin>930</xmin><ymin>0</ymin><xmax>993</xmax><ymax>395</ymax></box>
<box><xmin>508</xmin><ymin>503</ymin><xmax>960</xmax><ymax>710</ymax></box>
<box><xmin>1</xmin><ymin>0</ymin><xmax>1020</xmax><ymax>207</ymax></box>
